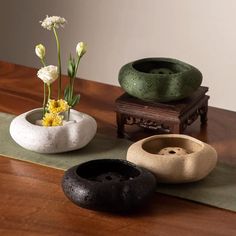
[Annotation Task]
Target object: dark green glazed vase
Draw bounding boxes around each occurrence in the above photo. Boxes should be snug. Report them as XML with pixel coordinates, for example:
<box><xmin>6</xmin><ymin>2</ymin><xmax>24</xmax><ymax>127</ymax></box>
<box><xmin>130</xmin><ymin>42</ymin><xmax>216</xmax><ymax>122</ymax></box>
<box><xmin>118</xmin><ymin>58</ymin><xmax>202</xmax><ymax>102</ymax></box>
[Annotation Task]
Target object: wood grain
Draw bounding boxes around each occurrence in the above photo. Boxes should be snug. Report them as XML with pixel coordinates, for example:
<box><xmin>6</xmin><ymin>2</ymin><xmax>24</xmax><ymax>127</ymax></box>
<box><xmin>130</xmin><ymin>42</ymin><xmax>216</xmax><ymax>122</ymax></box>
<box><xmin>0</xmin><ymin>61</ymin><xmax>236</xmax><ymax>235</ymax></box>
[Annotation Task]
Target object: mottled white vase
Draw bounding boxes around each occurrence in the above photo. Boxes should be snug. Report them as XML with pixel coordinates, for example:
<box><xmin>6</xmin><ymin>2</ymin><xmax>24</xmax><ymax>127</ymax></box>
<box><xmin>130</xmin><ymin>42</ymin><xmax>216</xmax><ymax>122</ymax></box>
<box><xmin>127</xmin><ymin>134</ymin><xmax>217</xmax><ymax>183</ymax></box>
<box><xmin>10</xmin><ymin>108</ymin><xmax>97</xmax><ymax>153</ymax></box>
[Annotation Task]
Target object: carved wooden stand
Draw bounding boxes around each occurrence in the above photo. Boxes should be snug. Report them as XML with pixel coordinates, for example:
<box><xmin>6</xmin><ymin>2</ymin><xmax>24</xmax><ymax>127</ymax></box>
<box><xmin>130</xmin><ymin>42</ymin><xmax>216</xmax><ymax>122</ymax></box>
<box><xmin>116</xmin><ymin>87</ymin><xmax>209</xmax><ymax>138</ymax></box>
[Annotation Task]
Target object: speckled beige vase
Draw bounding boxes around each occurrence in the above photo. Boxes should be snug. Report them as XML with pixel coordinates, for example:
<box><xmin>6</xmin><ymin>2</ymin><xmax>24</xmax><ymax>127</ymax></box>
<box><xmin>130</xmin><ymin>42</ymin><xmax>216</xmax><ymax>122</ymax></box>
<box><xmin>10</xmin><ymin>108</ymin><xmax>97</xmax><ymax>154</ymax></box>
<box><xmin>127</xmin><ymin>134</ymin><xmax>217</xmax><ymax>183</ymax></box>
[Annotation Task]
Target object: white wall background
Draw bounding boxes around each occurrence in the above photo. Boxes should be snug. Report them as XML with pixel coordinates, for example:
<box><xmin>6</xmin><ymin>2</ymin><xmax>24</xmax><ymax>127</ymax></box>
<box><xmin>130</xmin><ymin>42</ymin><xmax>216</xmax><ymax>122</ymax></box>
<box><xmin>0</xmin><ymin>0</ymin><xmax>236</xmax><ymax>111</ymax></box>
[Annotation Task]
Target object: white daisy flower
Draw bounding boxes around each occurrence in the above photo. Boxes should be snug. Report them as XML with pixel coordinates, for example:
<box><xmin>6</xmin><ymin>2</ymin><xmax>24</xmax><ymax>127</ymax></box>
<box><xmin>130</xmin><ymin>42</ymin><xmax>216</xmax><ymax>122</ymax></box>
<box><xmin>40</xmin><ymin>15</ymin><xmax>66</xmax><ymax>30</ymax></box>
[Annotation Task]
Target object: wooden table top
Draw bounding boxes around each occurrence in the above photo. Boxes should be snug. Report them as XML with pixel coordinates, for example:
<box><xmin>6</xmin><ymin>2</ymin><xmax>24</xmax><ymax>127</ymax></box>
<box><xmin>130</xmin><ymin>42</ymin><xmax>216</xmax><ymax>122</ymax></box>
<box><xmin>0</xmin><ymin>61</ymin><xmax>236</xmax><ymax>236</ymax></box>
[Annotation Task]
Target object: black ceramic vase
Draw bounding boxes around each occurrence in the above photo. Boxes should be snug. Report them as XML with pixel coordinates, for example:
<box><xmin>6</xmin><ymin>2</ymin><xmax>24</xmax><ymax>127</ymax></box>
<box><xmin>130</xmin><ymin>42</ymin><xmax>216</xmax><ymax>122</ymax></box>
<box><xmin>119</xmin><ymin>58</ymin><xmax>202</xmax><ymax>102</ymax></box>
<box><xmin>61</xmin><ymin>159</ymin><xmax>156</xmax><ymax>212</ymax></box>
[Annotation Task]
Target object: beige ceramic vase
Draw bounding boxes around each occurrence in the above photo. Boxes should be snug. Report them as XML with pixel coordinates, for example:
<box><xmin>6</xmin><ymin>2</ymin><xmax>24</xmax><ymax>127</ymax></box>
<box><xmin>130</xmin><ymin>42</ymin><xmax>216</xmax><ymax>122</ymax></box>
<box><xmin>127</xmin><ymin>134</ymin><xmax>217</xmax><ymax>183</ymax></box>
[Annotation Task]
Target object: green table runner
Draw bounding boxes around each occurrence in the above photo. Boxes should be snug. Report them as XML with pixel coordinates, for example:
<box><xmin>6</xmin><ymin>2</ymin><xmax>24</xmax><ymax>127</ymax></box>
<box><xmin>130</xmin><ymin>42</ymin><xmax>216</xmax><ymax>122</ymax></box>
<box><xmin>0</xmin><ymin>112</ymin><xmax>236</xmax><ymax>212</ymax></box>
<box><xmin>0</xmin><ymin>112</ymin><xmax>130</xmax><ymax>170</ymax></box>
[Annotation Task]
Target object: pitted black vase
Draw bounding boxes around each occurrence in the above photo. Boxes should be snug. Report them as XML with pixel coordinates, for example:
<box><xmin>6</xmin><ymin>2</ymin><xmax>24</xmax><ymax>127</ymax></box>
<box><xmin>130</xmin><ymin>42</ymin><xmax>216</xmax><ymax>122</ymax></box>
<box><xmin>61</xmin><ymin>159</ymin><xmax>156</xmax><ymax>212</ymax></box>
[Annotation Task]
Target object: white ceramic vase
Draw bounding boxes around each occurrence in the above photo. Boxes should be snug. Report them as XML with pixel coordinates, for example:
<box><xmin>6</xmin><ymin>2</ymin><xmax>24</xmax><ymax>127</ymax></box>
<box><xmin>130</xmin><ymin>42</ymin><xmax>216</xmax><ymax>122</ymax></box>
<box><xmin>10</xmin><ymin>108</ymin><xmax>97</xmax><ymax>153</ymax></box>
<box><xmin>127</xmin><ymin>134</ymin><xmax>217</xmax><ymax>183</ymax></box>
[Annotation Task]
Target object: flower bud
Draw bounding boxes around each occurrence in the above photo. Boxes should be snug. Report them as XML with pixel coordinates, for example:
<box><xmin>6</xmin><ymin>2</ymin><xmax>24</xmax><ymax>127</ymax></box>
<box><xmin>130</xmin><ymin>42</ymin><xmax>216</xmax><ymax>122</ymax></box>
<box><xmin>67</xmin><ymin>57</ymin><xmax>76</xmax><ymax>78</ymax></box>
<box><xmin>76</xmin><ymin>42</ymin><xmax>87</xmax><ymax>58</ymax></box>
<box><xmin>35</xmin><ymin>44</ymin><xmax>46</xmax><ymax>60</ymax></box>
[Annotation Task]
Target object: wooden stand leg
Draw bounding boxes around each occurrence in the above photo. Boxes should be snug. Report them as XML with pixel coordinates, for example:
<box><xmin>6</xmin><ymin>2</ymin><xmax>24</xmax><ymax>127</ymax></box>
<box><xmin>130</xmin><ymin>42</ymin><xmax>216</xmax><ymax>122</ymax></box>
<box><xmin>200</xmin><ymin>111</ymin><xmax>208</xmax><ymax>124</ymax></box>
<box><xmin>116</xmin><ymin>113</ymin><xmax>125</xmax><ymax>138</ymax></box>
<box><xmin>199</xmin><ymin>103</ymin><xmax>208</xmax><ymax>124</ymax></box>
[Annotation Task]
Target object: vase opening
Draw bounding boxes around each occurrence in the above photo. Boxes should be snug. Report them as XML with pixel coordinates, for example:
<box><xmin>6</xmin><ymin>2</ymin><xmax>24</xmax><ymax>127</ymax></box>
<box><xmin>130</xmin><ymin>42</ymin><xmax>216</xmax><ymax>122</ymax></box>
<box><xmin>26</xmin><ymin>110</ymin><xmax>43</xmax><ymax>124</ymax></box>
<box><xmin>25</xmin><ymin>108</ymin><xmax>84</xmax><ymax>126</ymax></box>
<box><xmin>142</xmin><ymin>136</ymin><xmax>203</xmax><ymax>155</ymax></box>
<box><xmin>76</xmin><ymin>159</ymin><xmax>140</xmax><ymax>183</ymax></box>
<box><xmin>132</xmin><ymin>59</ymin><xmax>189</xmax><ymax>75</ymax></box>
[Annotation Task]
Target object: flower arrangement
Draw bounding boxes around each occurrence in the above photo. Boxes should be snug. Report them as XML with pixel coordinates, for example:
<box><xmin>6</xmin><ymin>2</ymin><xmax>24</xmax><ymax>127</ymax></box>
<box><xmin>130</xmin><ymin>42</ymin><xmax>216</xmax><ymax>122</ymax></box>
<box><xmin>9</xmin><ymin>15</ymin><xmax>96</xmax><ymax>153</ymax></box>
<box><xmin>35</xmin><ymin>15</ymin><xmax>87</xmax><ymax>126</ymax></box>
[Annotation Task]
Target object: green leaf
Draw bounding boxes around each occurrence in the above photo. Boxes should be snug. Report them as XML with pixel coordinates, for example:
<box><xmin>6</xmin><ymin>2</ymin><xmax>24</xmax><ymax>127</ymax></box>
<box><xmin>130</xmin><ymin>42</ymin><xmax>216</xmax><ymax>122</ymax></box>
<box><xmin>64</xmin><ymin>86</ymin><xmax>71</xmax><ymax>102</ymax></box>
<box><xmin>67</xmin><ymin>55</ymin><xmax>76</xmax><ymax>78</ymax></box>
<box><xmin>67</xmin><ymin>62</ymin><xmax>74</xmax><ymax>78</ymax></box>
<box><xmin>71</xmin><ymin>94</ymin><xmax>80</xmax><ymax>107</ymax></box>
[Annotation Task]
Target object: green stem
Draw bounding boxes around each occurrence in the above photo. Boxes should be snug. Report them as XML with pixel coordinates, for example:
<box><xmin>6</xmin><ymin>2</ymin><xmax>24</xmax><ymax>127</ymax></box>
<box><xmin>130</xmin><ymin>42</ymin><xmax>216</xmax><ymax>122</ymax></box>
<box><xmin>53</xmin><ymin>27</ymin><xmax>62</xmax><ymax>99</ymax></box>
<box><xmin>75</xmin><ymin>57</ymin><xmax>81</xmax><ymax>77</ymax></box>
<box><xmin>40</xmin><ymin>59</ymin><xmax>47</xmax><ymax>116</ymax></box>
<box><xmin>40</xmin><ymin>58</ymin><xmax>46</xmax><ymax>67</ymax></box>
<box><xmin>67</xmin><ymin>109</ymin><xmax>70</xmax><ymax>122</ymax></box>
<box><xmin>47</xmin><ymin>83</ymin><xmax>51</xmax><ymax>101</ymax></box>
<box><xmin>67</xmin><ymin>77</ymin><xmax>72</xmax><ymax>121</ymax></box>
<box><xmin>69</xmin><ymin>77</ymin><xmax>73</xmax><ymax>102</ymax></box>
<box><xmin>71</xmin><ymin>57</ymin><xmax>81</xmax><ymax>101</ymax></box>
<box><xmin>43</xmin><ymin>83</ymin><xmax>46</xmax><ymax>115</ymax></box>
<box><xmin>67</xmin><ymin>56</ymin><xmax>81</xmax><ymax>121</ymax></box>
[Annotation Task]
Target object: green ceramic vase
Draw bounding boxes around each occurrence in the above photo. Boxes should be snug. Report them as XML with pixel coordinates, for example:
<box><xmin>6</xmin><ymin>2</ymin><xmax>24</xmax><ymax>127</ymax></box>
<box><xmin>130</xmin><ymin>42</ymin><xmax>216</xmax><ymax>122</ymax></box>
<box><xmin>118</xmin><ymin>58</ymin><xmax>202</xmax><ymax>102</ymax></box>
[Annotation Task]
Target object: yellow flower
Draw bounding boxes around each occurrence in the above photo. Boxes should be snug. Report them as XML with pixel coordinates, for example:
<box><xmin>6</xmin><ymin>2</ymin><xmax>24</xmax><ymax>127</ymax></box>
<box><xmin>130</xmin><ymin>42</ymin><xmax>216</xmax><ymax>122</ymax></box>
<box><xmin>47</xmin><ymin>99</ymin><xmax>70</xmax><ymax>114</ymax></box>
<box><xmin>42</xmin><ymin>113</ymin><xmax>63</xmax><ymax>127</ymax></box>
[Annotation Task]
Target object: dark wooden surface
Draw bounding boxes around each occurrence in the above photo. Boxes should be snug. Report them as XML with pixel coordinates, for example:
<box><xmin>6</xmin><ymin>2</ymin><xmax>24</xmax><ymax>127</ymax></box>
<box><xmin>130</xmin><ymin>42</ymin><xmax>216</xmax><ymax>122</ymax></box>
<box><xmin>116</xmin><ymin>87</ymin><xmax>209</xmax><ymax>113</ymax></box>
<box><xmin>0</xmin><ymin>61</ymin><xmax>236</xmax><ymax>236</ymax></box>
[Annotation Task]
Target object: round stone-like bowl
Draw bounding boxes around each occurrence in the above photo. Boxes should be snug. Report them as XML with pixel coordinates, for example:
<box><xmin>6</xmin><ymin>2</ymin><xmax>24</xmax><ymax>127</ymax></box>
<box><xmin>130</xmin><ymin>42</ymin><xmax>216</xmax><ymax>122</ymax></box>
<box><xmin>119</xmin><ymin>58</ymin><xmax>202</xmax><ymax>102</ymax></box>
<box><xmin>61</xmin><ymin>159</ymin><xmax>156</xmax><ymax>212</ymax></box>
<box><xmin>9</xmin><ymin>108</ymin><xmax>97</xmax><ymax>153</ymax></box>
<box><xmin>127</xmin><ymin>134</ymin><xmax>217</xmax><ymax>183</ymax></box>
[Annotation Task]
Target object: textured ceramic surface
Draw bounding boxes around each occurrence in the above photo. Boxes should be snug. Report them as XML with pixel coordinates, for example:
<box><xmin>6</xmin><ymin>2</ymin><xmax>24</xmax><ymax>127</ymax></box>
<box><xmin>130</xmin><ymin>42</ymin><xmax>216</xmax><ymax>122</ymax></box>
<box><xmin>127</xmin><ymin>134</ymin><xmax>217</xmax><ymax>183</ymax></box>
<box><xmin>62</xmin><ymin>159</ymin><xmax>156</xmax><ymax>212</ymax></box>
<box><xmin>10</xmin><ymin>108</ymin><xmax>97</xmax><ymax>153</ymax></box>
<box><xmin>119</xmin><ymin>58</ymin><xmax>202</xmax><ymax>102</ymax></box>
